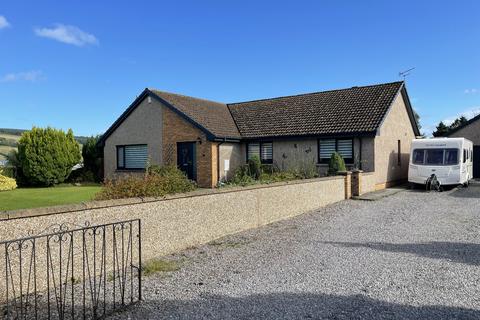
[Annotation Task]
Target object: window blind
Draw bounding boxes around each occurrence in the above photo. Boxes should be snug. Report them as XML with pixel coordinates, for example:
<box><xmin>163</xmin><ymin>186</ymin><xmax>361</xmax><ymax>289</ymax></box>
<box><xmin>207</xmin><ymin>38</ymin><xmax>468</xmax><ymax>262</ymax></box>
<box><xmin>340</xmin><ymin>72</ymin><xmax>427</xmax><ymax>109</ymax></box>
<box><xmin>261</xmin><ymin>142</ymin><xmax>273</xmax><ymax>162</ymax></box>
<box><xmin>117</xmin><ymin>144</ymin><xmax>148</xmax><ymax>169</ymax></box>
<box><xmin>337</xmin><ymin>139</ymin><xmax>353</xmax><ymax>159</ymax></box>
<box><xmin>319</xmin><ymin>139</ymin><xmax>336</xmax><ymax>159</ymax></box>
<box><xmin>247</xmin><ymin>143</ymin><xmax>260</xmax><ymax>160</ymax></box>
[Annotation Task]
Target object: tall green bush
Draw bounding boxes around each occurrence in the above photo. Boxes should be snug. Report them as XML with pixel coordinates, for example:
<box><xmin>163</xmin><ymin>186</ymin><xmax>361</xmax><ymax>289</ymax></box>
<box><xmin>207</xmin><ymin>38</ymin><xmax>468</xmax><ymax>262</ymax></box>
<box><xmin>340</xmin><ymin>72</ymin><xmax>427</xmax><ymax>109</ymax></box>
<box><xmin>328</xmin><ymin>152</ymin><xmax>346</xmax><ymax>175</ymax></box>
<box><xmin>247</xmin><ymin>155</ymin><xmax>262</xmax><ymax>180</ymax></box>
<box><xmin>17</xmin><ymin>127</ymin><xmax>81</xmax><ymax>186</ymax></box>
<box><xmin>81</xmin><ymin>135</ymin><xmax>103</xmax><ymax>182</ymax></box>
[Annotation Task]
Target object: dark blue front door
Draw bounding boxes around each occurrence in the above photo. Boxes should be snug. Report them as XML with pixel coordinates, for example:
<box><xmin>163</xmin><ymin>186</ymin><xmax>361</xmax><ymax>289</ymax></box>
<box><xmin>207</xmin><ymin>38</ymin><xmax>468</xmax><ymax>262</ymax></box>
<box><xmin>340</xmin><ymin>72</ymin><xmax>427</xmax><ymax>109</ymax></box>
<box><xmin>177</xmin><ymin>142</ymin><xmax>196</xmax><ymax>180</ymax></box>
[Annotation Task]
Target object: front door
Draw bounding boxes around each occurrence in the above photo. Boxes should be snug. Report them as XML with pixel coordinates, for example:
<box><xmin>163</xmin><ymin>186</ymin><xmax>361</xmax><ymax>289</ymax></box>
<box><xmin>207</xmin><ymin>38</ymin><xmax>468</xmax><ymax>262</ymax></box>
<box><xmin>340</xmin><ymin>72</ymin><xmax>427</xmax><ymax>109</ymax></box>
<box><xmin>177</xmin><ymin>142</ymin><xmax>196</xmax><ymax>180</ymax></box>
<box><xmin>474</xmin><ymin>146</ymin><xmax>480</xmax><ymax>178</ymax></box>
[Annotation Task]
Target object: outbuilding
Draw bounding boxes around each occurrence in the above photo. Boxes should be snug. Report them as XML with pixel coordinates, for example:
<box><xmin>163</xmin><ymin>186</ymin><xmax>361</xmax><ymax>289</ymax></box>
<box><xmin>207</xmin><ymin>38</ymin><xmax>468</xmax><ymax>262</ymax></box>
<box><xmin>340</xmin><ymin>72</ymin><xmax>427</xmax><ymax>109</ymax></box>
<box><xmin>447</xmin><ymin>114</ymin><xmax>480</xmax><ymax>178</ymax></box>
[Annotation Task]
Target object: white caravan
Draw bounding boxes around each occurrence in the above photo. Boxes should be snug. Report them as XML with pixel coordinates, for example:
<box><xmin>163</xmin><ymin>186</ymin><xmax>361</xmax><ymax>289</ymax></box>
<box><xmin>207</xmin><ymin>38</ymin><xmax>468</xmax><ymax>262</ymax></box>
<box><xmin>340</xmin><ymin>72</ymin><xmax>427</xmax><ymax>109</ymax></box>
<box><xmin>408</xmin><ymin>138</ymin><xmax>473</xmax><ymax>186</ymax></box>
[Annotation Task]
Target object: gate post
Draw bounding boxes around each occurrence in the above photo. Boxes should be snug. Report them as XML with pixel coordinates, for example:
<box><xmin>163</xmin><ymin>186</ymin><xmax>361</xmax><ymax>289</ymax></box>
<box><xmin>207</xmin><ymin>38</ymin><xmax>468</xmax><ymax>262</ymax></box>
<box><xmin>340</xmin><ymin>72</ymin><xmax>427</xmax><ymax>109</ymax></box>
<box><xmin>352</xmin><ymin>169</ymin><xmax>363</xmax><ymax>196</ymax></box>
<box><xmin>338</xmin><ymin>171</ymin><xmax>352</xmax><ymax>199</ymax></box>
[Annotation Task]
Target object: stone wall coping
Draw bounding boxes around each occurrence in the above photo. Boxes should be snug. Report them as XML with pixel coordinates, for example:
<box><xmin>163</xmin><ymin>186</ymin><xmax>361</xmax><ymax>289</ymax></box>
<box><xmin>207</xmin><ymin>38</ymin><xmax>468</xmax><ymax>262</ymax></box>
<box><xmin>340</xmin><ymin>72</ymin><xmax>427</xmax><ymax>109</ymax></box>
<box><xmin>0</xmin><ymin>176</ymin><xmax>344</xmax><ymax>221</ymax></box>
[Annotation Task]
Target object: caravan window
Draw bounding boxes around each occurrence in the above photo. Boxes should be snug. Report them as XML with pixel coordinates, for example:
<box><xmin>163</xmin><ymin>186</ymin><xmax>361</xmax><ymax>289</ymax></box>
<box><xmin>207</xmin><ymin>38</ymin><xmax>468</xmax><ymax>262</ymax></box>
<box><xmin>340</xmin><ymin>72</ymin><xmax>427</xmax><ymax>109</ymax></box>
<box><xmin>445</xmin><ymin>149</ymin><xmax>459</xmax><ymax>165</ymax></box>
<box><xmin>425</xmin><ymin>149</ymin><xmax>444</xmax><ymax>165</ymax></box>
<box><xmin>414</xmin><ymin>148</ymin><xmax>459</xmax><ymax>165</ymax></box>
<box><xmin>412</xmin><ymin>149</ymin><xmax>425</xmax><ymax>164</ymax></box>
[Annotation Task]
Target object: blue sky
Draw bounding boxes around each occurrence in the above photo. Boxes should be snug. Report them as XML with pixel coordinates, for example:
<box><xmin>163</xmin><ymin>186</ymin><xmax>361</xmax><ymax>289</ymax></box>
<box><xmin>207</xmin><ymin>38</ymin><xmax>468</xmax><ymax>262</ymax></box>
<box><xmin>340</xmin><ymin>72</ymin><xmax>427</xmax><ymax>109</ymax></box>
<box><xmin>1</xmin><ymin>1</ymin><xmax>479</xmax><ymax>136</ymax></box>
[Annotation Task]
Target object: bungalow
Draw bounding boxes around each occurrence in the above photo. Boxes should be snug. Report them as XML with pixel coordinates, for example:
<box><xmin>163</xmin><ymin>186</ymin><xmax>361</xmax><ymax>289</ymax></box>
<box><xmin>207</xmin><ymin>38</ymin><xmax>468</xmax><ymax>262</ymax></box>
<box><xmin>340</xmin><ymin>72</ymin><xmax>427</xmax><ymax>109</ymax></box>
<box><xmin>97</xmin><ymin>81</ymin><xmax>420</xmax><ymax>189</ymax></box>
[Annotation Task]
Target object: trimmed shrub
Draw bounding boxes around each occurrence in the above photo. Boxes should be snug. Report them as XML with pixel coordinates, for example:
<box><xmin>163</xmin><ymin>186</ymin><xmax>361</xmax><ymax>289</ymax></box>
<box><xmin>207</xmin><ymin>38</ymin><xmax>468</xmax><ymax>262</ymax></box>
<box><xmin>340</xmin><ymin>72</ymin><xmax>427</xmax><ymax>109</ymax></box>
<box><xmin>0</xmin><ymin>174</ymin><xmax>17</xmax><ymax>191</ymax></box>
<box><xmin>328</xmin><ymin>152</ymin><xmax>346</xmax><ymax>175</ymax></box>
<box><xmin>95</xmin><ymin>165</ymin><xmax>195</xmax><ymax>200</ymax></box>
<box><xmin>16</xmin><ymin>127</ymin><xmax>81</xmax><ymax>186</ymax></box>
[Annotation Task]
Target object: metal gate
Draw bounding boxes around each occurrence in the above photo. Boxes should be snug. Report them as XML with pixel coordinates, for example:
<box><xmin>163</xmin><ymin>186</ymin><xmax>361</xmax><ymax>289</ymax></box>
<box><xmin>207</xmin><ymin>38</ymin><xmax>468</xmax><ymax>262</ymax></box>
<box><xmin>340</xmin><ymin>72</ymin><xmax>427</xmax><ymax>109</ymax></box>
<box><xmin>474</xmin><ymin>146</ymin><xmax>480</xmax><ymax>178</ymax></box>
<box><xmin>0</xmin><ymin>219</ymin><xmax>142</xmax><ymax>319</ymax></box>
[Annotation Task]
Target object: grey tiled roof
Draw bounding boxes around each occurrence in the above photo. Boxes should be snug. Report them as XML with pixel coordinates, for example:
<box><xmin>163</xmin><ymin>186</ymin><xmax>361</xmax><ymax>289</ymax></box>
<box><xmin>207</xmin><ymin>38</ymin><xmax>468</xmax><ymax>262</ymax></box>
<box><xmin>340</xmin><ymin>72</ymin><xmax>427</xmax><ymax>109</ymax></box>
<box><xmin>227</xmin><ymin>81</ymin><xmax>405</xmax><ymax>138</ymax></box>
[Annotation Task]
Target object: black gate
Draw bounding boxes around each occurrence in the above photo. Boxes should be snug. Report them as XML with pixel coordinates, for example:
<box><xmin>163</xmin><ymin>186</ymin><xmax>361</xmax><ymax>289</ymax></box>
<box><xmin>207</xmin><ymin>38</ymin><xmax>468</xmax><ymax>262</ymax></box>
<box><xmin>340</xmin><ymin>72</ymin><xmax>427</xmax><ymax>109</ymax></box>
<box><xmin>0</xmin><ymin>219</ymin><xmax>142</xmax><ymax>319</ymax></box>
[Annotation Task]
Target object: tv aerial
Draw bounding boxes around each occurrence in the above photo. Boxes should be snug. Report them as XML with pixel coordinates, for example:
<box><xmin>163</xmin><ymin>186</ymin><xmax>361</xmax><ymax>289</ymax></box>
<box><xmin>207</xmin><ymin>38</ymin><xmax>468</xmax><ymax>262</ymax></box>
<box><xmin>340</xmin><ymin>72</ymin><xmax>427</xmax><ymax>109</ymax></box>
<box><xmin>399</xmin><ymin>67</ymin><xmax>415</xmax><ymax>80</ymax></box>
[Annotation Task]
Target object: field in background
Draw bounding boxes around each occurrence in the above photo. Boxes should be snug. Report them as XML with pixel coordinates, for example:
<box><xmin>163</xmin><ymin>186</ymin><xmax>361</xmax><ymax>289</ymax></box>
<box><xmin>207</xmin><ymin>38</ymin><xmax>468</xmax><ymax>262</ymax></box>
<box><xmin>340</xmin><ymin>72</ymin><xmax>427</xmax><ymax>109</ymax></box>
<box><xmin>0</xmin><ymin>132</ymin><xmax>20</xmax><ymax>161</ymax></box>
<box><xmin>0</xmin><ymin>128</ymin><xmax>88</xmax><ymax>161</ymax></box>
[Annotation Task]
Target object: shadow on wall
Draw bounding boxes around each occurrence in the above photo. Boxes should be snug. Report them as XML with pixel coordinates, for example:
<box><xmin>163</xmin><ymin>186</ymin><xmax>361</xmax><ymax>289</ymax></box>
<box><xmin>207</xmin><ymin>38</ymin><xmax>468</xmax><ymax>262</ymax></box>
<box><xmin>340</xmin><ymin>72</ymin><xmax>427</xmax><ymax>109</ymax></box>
<box><xmin>324</xmin><ymin>241</ymin><xmax>480</xmax><ymax>266</ymax></box>
<box><xmin>125</xmin><ymin>292</ymin><xmax>479</xmax><ymax>319</ymax></box>
<box><xmin>387</xmin><ymin>151</ymin><xmax>410</xmax><ymax>174</ymax></box>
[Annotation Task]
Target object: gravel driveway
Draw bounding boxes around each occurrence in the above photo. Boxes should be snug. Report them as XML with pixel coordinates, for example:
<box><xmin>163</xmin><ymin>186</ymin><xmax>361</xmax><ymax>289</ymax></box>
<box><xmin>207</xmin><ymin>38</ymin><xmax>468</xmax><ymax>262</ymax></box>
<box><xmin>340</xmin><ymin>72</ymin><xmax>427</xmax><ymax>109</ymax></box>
<box><xmin>112</xmin><ymin>186</ymin><xmax>480</xmax><ymax>319</ymax></box>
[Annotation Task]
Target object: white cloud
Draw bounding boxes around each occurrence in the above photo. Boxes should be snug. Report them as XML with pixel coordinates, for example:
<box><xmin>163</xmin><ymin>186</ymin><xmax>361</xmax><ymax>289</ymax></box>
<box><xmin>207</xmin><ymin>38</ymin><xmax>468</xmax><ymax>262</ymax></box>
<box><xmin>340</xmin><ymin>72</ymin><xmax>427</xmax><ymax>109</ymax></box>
<box><xmin>0</xmin><ymin>70</ymin><xmax>45</xmax><ymax>83</ymax></box>
<box><xmin>34</xmin><ymin>24</ymin><xmax>98</xmax><ymax>47</ymax></box>
<box><xmin>0</xmin><ymin>15</ymin><xmax>10</xmax><ymax>29</ymax></box>
<box><xmin>464</xmin><ymin>88</ymin><xmax>478</xmax><ymax>94</ymax></box>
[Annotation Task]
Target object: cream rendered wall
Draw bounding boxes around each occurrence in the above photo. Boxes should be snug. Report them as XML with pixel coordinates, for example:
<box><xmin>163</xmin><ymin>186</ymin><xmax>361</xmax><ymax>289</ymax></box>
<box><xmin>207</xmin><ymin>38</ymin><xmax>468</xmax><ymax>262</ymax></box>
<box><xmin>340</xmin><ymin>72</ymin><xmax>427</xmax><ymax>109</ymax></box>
<box><xmin>104</xmin><ymin>97</ymin><xmax>163</xmax><ymax>179</ymax></box>
<box><xmin>449</xmin><ymin>119</ymin><xmax>480</xmax><ymax>144</ymax></box>
<box><xmin>218</xmin><ymin>142</ymin><xmax>245</xmax><ymax>181</ymax></box>
<box><xmin>0</xmin><ymin>176</ymin><xmax>346</xmax><ymax>301</ymax></box>
<box><xmin>374</xmin><ymin>92</ymin><xmax>416</xmax><ymax>186</ymax></box>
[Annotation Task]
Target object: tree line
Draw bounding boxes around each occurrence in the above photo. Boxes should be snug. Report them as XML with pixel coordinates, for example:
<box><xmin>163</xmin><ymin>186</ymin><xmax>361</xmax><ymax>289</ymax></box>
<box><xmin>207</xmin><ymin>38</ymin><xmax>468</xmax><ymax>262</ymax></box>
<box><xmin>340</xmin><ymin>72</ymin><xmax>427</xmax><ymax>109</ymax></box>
<box><xmin>432</xmin><ymin>116</ymin><xmax>468</xmax><ymax>137</ymax></box>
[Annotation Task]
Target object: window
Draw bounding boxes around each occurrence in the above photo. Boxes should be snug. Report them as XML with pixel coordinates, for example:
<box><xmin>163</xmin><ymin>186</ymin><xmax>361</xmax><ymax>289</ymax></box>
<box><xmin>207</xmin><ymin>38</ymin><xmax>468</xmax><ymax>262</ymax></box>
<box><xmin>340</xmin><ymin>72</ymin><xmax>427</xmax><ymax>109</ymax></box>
<box><xmin>425</xmin><ymin>149</ymin><xmax>445</xmax><ymax>165</ymax></box>
<box><xmin>117</xmin><ymin>144</ymin><xmax>148</xmax><ymax>170</ymax></box>
<box><xmin>445</xmin><ymin>149</ymin><xmax>459</xmax><ymax>165</ymax></box>
<box><xmin>247</xmin><ymin>142</ymin><xmax>273</xmax><ymax>164</ymax></box>
<box><xmin>318</xmin><ymin>138</ymin><xmax>353</xmax><ymax>164</ymax></box>
<box><xmin>412</xmin><ymin>149</ymin><xmax>424</xmax><ymax>164</ymax></box>
<box><xmin>463</xmin><ymin>149</ymin><xmax>467</xmax><ymax>163</ymax></box>
<box><xmin>413</xmin><ymin>148</ymin><xmax>459</xmax><ymax>165</ymax></box>
<box><xmin>397</xmin><ymin>140</ymin><xmax>401</xmax><ymax>166</ymax></box>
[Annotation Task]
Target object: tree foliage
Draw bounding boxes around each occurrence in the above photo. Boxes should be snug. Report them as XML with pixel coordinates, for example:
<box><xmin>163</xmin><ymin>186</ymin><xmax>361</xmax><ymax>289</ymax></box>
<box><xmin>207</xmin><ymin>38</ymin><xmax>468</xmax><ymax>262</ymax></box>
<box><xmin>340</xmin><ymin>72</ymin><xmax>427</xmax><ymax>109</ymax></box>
<box><xmin>432</xmin><ymin>121</ymin><xmax>450</xmax><ymax>137</ymax></box>
<box><xmin>432</xmin><ymin>116</ymin><xmax>468</xmax><ymax>137</ymax></box>
<box><xmin>16</xmin><ymin>127</ymin><xmax>81</xmax><ymax>186</ymax></box>
<box><xmin>81</xmin><ymin>135</ymin><xmax>103</xmax><ymax>182</ymax></box>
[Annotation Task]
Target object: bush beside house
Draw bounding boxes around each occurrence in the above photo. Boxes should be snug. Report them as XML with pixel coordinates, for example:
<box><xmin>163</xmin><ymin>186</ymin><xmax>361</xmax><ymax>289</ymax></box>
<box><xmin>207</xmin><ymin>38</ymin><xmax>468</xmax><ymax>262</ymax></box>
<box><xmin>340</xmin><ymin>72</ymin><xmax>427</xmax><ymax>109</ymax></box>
<box><xmin>328</xmin><ymin>152</ymin><xmax>346</xmax><ymax>175</ymax></box>
<box><xmin>14</xmin><ymin>127</ymin><xmax>81</xmax><ymax>186</ymax></box>
<box><xmin>68</xmin><ymin>135</ymin><xmax>103</xmax><ymax>183</ymax></box>
<box><xmin>228</xmin><ymin>155</ymin><xmax>319</xmax><ymax>187</ymax></box>
<box><xmin>95</xmin><ymin>165</ymin><xmax>195</xmax><ymax>200</ymax></box>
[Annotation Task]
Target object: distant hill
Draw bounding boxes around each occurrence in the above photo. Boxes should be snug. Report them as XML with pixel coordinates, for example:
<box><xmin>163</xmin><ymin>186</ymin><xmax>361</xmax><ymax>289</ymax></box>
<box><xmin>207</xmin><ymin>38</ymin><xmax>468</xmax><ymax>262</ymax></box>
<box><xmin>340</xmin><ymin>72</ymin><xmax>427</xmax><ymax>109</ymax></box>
<box><xmin>0</xmin><ymin>128</ymin><xmax>90</xmax><ymax>161</ymax></box>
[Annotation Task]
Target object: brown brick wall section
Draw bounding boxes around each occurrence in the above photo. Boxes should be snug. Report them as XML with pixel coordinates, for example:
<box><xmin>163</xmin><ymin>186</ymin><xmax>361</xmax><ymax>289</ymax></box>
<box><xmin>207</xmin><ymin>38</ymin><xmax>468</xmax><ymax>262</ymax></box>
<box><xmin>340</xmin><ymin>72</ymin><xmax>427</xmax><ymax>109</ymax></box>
<box><xmin>162</xmin><ymin>107</ymin><xmax>218</xmax><ymax>188</ymax></box>
<box><xmin>351</xmin><ymin>170</ymin><xmax>362</xmax><ymax>196</ymax></box>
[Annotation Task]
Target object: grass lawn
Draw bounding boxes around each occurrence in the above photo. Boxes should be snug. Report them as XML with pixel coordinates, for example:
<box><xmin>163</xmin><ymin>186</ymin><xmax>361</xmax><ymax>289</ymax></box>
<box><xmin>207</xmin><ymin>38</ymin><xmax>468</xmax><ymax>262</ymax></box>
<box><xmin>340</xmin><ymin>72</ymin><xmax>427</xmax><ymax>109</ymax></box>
<box><xmin>0</xmin><ymin>185</ymin><xmax>102</xmax><ymax>211</ymax></box>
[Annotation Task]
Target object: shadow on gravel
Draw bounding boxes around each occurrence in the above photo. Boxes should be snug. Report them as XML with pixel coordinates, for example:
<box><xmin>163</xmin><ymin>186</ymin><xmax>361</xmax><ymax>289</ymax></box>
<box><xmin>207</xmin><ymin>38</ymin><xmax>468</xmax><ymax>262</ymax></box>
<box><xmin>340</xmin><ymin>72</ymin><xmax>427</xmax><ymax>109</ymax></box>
<box><xmin>120</xmin><ymin>292</ymin><xmax>479</xmax><ymax>319</ymax></box>
<box><xmin>449</xmin><ymin>185</ymin><xmax>480</xmax><ymax>198</ymax></box>
<box><xmin>325</xmin><ymin>241</ymin><xmax>480</xmax><ymax>266</ymax></box>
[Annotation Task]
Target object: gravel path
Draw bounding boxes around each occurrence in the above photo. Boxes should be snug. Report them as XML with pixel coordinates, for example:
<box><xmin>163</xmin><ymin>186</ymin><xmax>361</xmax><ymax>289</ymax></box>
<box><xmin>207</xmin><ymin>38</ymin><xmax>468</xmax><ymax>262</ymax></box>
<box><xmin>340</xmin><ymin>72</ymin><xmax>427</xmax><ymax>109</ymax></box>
<box><xmin>111</xmin><ymin>186</ymin><xmax>480</xmax><ymax>319</ymax></box>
